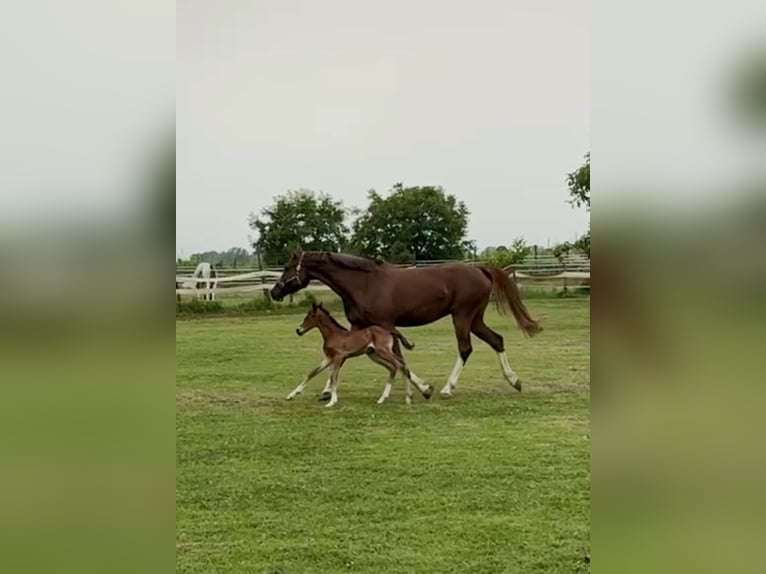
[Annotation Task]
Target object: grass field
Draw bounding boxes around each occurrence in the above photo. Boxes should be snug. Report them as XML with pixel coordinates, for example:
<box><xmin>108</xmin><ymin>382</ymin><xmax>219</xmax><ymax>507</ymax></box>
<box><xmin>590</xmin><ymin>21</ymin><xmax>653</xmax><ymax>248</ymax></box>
<box><xmin>176</xmin><ymin>299</ymin><xmax>590</xmax><ymax>573</ymax></box>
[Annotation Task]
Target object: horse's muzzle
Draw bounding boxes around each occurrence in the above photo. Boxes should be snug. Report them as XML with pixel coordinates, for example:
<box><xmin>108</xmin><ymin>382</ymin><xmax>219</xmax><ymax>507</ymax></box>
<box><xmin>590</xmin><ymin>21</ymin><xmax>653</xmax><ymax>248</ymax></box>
<box><xmin>295</xmin><ymin>328</ymin><xmax>305</xmax><ymax>336</ymax></box>
<box><xmin>270</xmin><ymin>285</ymin><xmax>284</xmax><ymax>301</ymax></box>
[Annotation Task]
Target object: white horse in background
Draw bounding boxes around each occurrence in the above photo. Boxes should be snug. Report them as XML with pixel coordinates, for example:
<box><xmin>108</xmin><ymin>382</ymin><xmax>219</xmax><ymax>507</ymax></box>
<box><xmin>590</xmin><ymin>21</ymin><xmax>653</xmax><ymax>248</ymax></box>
<box><xmin>182</xmin><ymin>262</ymin><xmax>218</xmax><ymax>301</ymax></box>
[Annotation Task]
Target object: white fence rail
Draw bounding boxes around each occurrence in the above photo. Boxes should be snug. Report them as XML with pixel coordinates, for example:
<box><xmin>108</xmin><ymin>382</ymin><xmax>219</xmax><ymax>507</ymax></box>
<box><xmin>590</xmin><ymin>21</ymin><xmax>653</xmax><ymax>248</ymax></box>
<box><xmin>176</xmin><ymin>267</ymin><xmax>590</xmax><ymax>297</ymax></box>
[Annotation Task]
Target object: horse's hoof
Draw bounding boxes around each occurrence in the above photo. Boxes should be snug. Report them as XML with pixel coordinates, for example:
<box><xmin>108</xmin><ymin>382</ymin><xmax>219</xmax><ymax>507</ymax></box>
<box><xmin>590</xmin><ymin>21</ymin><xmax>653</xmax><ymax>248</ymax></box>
<box><xmin>513</xmin><ymin>380</ymin><xmax>522</xmax><ymax>392</ymax></box>
<box><xmin>423</xmin><ymin>385</ymin><xmax>433</xmax><ymax>399</ymax></box>
<box><xmin>440</xmin><ymin>389</ymin><xmax>452</xmax><ymax>399</ymax></box>
<box><xmin>319</xmin><ymin>392</ymin><xmax>332</xmax><ymax>401</ymax></box>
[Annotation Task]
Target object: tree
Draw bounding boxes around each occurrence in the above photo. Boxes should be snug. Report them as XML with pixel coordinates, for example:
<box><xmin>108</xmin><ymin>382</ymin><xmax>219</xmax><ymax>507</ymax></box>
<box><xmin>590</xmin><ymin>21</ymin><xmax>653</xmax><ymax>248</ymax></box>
<box><xmin>574</xmin><ymin>227</ymin><xmax>590</xmax><ymax>258</ymax></box>
<box><xmin>249</xmin><ymin>190</ymin><xmax>348</xmax><ymax>265</ymax></box>
<box><xmin>481</xmin><ymin>237</ymin><xmax>531</xmax><ymax>267</ymax></box>
<box><xmin>567</xmin><ymin>152</ymin><xmax>590</xmax><ymax>258</ymax></box>
<box><xmin>552</xmin><ymin>241</ymin><xmax>573</xmax><ymax>264</ymax></box>
<box><xmin>566</xmin><ymin>152</ymin><xmax>590</xmax><ymax>210</ymax></box>
<box><xmin>179</xmin><ymin>247</ymin><xmax>258</xmax><ymax>268</ymax></box>
<box><xmin>350</xmin><ymin>184</ymin><xmax>469</xmax><ymax>262</ymax></box>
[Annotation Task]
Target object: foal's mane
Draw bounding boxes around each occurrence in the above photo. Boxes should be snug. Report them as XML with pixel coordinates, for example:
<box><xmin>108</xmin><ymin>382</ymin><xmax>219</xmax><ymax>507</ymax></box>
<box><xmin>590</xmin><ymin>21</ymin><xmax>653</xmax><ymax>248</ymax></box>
<box><xmin>318</xmin><ymin>252</ymin><xmax>383</xmax><ymax>272</ymax></box>
<box><xmin>316</xmin><ymin>305</ymin><xmax>349</xmax><ymax>332</ymax></box>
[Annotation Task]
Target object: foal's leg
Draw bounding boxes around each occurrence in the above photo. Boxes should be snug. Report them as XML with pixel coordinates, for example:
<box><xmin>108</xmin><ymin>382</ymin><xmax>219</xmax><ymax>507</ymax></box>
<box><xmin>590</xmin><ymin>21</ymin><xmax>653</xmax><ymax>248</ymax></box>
<box><xmin>377</xmin><ymin>345</ymin><xmax>427</xmax><ymax>404</ymax></box>
<box><xmin>388</xmin><ymin>337</ymin><xmax>432</xmax><ymax>398</ymax></box>
<box><xmin>318</xmin><ymin>377</ymin><xmax>333</xmax><ymax>401</ymax></box>
<box><xmin>440</xmin><ymin>313</ymin><xmax>474</xmax><ymax>398</ymax></box>
<box><xmin>391</xmin><ymin>336</ymin><xmax>427</xmax><ymax>388</ymax></box>
<box><xmin>376</xmin><ymin>361</ymin><xmax>398</xmax><ymax>405</ymax></box>
<box><xmin>319</xmin><ymin>335</ymin><xmax>428</xmax><ymax>402</ymax></box>
<box><xmin>471</xmin><ymin>315</ymin><xmax>522</xmax><ymax>391</ymax></box>
<box><xmin>325</xmin><ymin>362</ymin><xmax>343</xmax><ymax>408</ymax></box>
<box><xmin>287</xmin><ymin>357</ymin><xmax>331</xmax><ymax>400</ymax></box>
<box><xmin>366</xmin><ymin>351</ymin><xmax>397</xmax><ymax>404</ymax></box>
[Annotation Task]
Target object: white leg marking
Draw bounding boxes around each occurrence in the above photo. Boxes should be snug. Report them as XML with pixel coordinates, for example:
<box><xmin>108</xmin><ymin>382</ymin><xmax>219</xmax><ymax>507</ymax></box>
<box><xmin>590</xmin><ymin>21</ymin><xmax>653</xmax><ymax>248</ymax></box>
<box><xmin>320</xmin><ymin>377</ymin><xmax>332</xmax><ymax>396</ymax></box>
<box><xmin>377</xmin><ymin>377</ymin><xmax>394</xmax><ymax>404</ymax></box>
<box><xmin>287</xmin><ymin>359</ymin><xmax>330</xmax><ymax>400</ymax></box>
<box><xmin>498</xmin><ymin>351</ymin><xmax>521</xmax><ymax>390</ymax></box>
<box><xmin>325</xmin><ymin>370</ymin><xmax>339</xmax><ymax>407</ymax></box>
<box><xmin>403</xmin><ymin>369</ymin><xmax>431</xmax><ymax>397</ymax></box>
<box><xmin>410</xmin><ymin>371</ymin><xmax>425</xmax><ymax>385</ymax></box>
<box><xmin>440</xmin><ymin>356</ymin><xmax>464</xmax><ymax>397</ymax></box>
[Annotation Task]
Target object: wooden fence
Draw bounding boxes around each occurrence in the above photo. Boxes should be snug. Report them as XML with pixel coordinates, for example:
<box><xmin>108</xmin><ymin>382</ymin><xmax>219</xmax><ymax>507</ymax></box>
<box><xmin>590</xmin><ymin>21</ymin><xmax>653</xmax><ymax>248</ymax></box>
<box><xmin>176</xmin><ymin>257</ymin><xmax>590</xmax><ymax>299</ymax></box>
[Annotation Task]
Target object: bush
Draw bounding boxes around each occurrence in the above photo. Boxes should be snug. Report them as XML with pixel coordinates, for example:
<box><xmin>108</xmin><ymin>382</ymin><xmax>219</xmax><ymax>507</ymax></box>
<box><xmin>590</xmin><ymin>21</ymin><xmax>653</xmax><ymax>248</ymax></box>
<box><xmin>480</xmin><ymin>237</ymin><xmax>531</xmax><ymax>267</ymax></box>
<box><xmin>234</xmin><ymin>297</ymin><xmax>274</xmax><ymax>313</ymax></box>
<box><xmin>176</xmin><ymin>299</ymin><xmax>224</xmax><ymax>314</ymax></box>
<box><xmin>299</xmin><ymin>292</ymin><xmax>317</xmax><ymax>306</ymax></box>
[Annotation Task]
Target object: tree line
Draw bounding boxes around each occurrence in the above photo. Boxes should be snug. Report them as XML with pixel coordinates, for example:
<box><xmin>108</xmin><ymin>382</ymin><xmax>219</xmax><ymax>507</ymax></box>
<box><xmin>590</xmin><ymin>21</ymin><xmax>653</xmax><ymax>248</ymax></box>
<box><xmin>179</xmin><ymin>154</ymin><xmax>590</xmax><ymax>268</ymax></box>
<box><xmin>249</xmin><ymin>183</ymin><xmax>477</xmax><ymax>266</ymax></box>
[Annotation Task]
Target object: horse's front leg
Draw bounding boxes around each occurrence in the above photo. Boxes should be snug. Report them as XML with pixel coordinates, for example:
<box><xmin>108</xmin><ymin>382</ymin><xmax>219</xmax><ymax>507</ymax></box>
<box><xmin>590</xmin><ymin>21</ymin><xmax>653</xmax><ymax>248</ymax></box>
<box><xmin>287</xmin><ymin>358</ymin><xmax>330</xmax><ymax>400</ymax></box>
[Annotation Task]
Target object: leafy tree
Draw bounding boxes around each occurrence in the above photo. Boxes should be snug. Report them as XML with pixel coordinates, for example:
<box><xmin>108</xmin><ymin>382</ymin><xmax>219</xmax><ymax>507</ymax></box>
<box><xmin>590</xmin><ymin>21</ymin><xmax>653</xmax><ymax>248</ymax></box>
<box><xmin>462</xmin><ymin>240</ymin><xmax>478</xmax><ymax>260</ymax></box>
<box><xmin>249</xmin><ymin>190</ymin><xmax>349</xmax><ymax>265</ymax></box>
<box><xmin>552</xmin><ymin>241</ymin><xmax>573</xmax><ymax>264</ymax></box>
<box><xmin>481</xmin><ymin>237</ymin><xmax>531</xmax><ymax>267</ymax></box>
<box><xmin>574</xmin><ymin>227</ymin><xmax>590</xmax><ymax>258</ymax></box>
<box><xmin>178</xmin><ymin>247</ymin><xmax>258</xmax><ymax>267</ymax></box>
<box><xmin>566</xmin><ymin>152</ymin><xmax>590</xmax><ymax>259</ymax></box>
<box><xmin>566</xmin><ymin>152</ymin><xmax>590</xmax><ymax>210</ymax></box>
<box><xmin>350</xmin><ymin>183</ymin><xmax>469</xmax><ymax>262</ymax></box>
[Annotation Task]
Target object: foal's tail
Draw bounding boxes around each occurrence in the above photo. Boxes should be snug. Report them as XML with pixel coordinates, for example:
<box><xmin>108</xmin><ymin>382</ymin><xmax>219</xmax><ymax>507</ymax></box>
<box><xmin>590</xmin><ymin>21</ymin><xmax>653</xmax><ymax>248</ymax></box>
<box><xmin>393</xmin><ymin>329</ymin><xmax>415</xmax><ymax>350</ymax></box>
<box><xmin>480</xmin><ymin>266</ymin><xmax>543</xmax><ymax>337</ymax></box>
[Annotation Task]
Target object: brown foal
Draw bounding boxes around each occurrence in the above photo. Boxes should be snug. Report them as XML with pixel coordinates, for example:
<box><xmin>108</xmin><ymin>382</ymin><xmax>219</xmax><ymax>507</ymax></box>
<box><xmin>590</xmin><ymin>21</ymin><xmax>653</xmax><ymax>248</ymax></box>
<box><xmin>287</xmin><ymin>303</ymin><xmax>433</xmax><ymax>407</ymax></box>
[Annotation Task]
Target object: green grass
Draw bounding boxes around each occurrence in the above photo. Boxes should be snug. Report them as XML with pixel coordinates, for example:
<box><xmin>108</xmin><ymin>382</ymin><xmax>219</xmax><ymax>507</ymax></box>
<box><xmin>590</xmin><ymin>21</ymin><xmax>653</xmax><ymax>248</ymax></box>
<box><xmin>176</xmin><ymin>299</ymin><xmax>590</xmax><ymax>573</ymax></box>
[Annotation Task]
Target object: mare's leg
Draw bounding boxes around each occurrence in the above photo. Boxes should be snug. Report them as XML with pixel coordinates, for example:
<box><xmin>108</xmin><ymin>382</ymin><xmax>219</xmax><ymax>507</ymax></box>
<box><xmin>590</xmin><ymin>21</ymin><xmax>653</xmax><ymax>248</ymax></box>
<box><xmin>471</xmin><ymin>315</ymin><xmax>522</xmax><ymax>391</ymax></box>
<box><xmin>440</xmin><ymin>313</ymin><xmax>474</xmax><ymax>398</ymax></box>
<box><xmin>287</xmin><ymin>357</ymin><xmax>331</xmax><ymax>399</ymax></box>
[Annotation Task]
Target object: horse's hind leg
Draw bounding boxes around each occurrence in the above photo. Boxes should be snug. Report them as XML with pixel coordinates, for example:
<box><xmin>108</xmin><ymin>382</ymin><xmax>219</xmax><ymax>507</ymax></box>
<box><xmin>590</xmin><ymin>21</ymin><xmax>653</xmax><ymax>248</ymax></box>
<box><xmin>319</xmin><ymin>377</ymin><xmax>333</xmax><ymax>401</ymax></box>
<box><xmin>376</xmin><ymin>346</ymin><xmax>414</xmax><ymax>404</ymax></box>
<box><xmin>377</xmin><ymin>361</ymin><xmax>398</xmax><ymax>405</ymax></box>
<box><xmin>440</xmin><ymin>314</ymin><xmax>473</xmax><ymax>398</ymax></box>
<box><xmin>391</xmin><ymin>336</ymin><xmax>427</xmax><ymax>388</ymax></box>
<box><xmin>471</xmin><ymin>315</ymin><xmax>522</xmax><ymax>391</ymax></box>
<box><xmin>388</xmin><ymin>338</ymin><xmax>432</xmax><ymax>399</ymax></box>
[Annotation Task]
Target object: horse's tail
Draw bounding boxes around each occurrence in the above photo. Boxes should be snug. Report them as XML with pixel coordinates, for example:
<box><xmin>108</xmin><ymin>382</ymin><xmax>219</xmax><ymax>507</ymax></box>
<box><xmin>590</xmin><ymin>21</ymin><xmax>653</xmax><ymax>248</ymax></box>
<box><xmin>480</xmin><ymin>266</ymin><xmax>543</xmax><ymax>337</ymax></box>
<box><xmin>393</xmin><ymin>329</ymin><xmax>415</xmax><ymax>350</ymax></box>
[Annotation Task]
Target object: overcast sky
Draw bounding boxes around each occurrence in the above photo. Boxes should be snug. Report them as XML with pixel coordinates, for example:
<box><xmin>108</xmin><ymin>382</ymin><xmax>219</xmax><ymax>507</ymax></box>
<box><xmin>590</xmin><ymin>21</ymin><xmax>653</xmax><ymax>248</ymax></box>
<box><xmin>177</xmin><ymin>0</ymin><xmax>589</xmax><ymax>258</ymax></box>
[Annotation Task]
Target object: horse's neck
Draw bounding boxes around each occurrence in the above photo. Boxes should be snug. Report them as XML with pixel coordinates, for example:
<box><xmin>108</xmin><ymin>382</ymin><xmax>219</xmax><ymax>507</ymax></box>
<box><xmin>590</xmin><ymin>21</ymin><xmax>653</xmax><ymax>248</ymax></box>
<box><xmin>307</xmin><ymin>262</ymin><xmax>369</xmax><ymax>305</ymax></box>
<box><xmin>316</xmin><ymin>314</ymin><xmax>344</xmax><ymax>340</ymax></box>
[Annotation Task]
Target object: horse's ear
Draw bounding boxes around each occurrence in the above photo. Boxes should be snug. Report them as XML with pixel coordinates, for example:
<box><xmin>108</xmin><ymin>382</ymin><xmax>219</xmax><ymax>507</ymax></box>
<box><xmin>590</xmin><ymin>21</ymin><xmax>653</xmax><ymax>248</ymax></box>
<box><xmin>311</xmin><ymin>302</ymin><xmax>317</xmax><ymax>310</ymax></box>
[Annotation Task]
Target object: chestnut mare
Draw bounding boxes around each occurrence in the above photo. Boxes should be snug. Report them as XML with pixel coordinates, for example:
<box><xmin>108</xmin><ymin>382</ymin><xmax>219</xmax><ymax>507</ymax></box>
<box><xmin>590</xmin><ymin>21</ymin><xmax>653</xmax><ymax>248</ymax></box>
<box><xmin>270</xmin><ymin>251</ymin><xmax>542</xmax><ymax>398</ymax></box>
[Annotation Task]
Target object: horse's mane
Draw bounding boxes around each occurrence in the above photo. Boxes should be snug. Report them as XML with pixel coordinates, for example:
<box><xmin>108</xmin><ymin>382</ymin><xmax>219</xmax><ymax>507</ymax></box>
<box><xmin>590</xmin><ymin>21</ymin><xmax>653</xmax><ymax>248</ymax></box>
<box><xmin>316</xmin><ymin>305</ymin><xmax>348</xmax><ymax>331</ymax></box>
<box><xmin>319</xmin><ymin>252</ymin><xmax>383</xmax><ymax>272</ymax></box>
